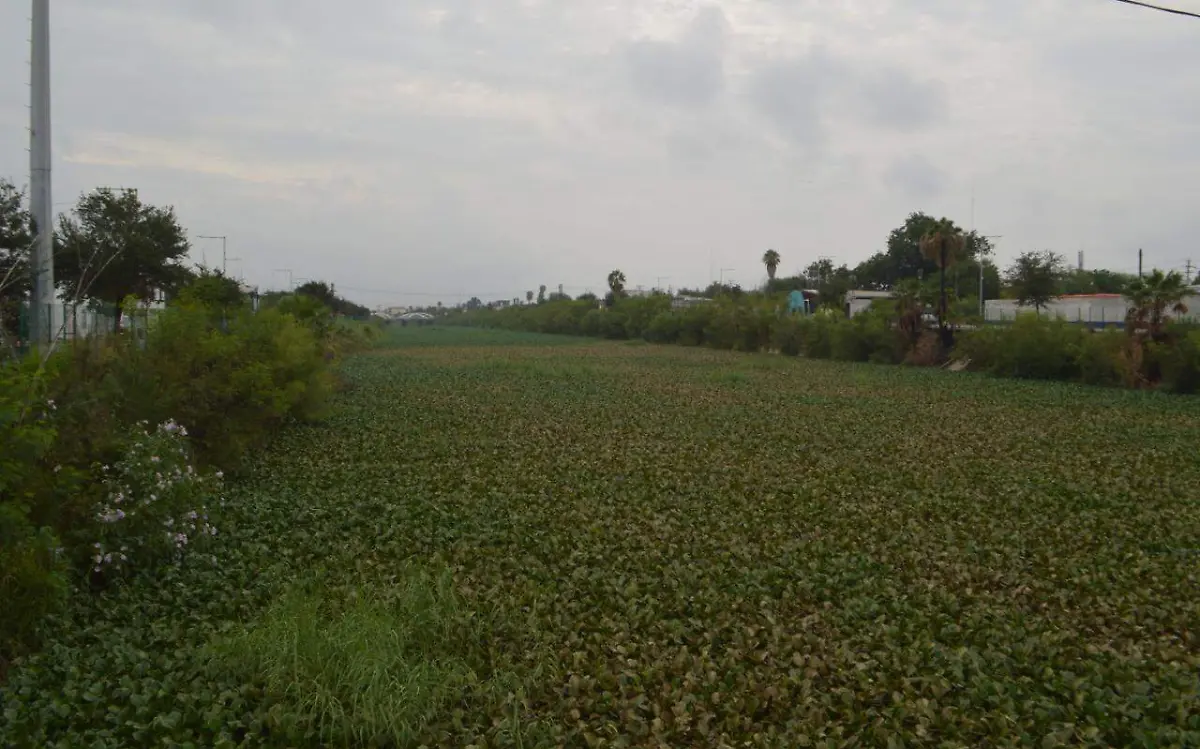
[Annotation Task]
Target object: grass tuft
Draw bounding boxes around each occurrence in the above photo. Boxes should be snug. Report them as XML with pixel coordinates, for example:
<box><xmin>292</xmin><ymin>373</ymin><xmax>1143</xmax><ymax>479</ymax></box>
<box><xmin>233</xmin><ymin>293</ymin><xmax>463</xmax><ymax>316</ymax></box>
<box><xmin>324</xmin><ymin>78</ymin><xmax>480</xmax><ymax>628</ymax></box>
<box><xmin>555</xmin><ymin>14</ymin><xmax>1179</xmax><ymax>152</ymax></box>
<box><xmin>213</xmin><ymin>564</ymin><xmax>511</xmax><ymax>747</ymax></box>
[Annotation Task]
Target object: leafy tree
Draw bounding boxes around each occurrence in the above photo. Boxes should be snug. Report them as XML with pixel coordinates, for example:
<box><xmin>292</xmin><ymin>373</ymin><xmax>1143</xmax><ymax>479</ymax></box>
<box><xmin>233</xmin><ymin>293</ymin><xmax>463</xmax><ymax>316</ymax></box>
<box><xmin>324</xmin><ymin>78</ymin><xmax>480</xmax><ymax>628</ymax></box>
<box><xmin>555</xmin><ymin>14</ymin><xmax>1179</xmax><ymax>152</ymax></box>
<box><xmin>537</xmin><ymin>285</ymin><xmax>547</xmax><ymax>304</ymax></box>
<box><xmin>548</xmin><ymin>291</ymin><xmax>571</xmax><ymax>302</ymax></box>
<box><xmin>56</xmin><ymin>189</ymin><xmax>191</xmax><ymax>316</ymax></box>
<box><xmin>918</xmin><ymin>219</ymin><xmax>966</xmax><ymax>339</ymax></box>
<box><xmin>293</xmin><ymin>280</ymin><xmax>368</xmax><ymax>318</ymax></box>
<box><xmin>525</xmin><ymin>291</ymin><xmax>533</xmax><ymax>304</ymax></box>
<box><xmin>764</xmin><ymin>274</ymin><xmax>810</xmax><ymax>295</ymax></box>
<box><xmin>1124</xmin><ymin>269</ymin><xmax>1190</xmax><ymax>342</ymax></box>
<box><xmin>1058</xmin><ymin>268</ymin><xmax>1135</xmax><ymax>296</ymax></box>
<box><xmin>466</xmin><ymin>297</ymin><xmax>483</xmax><ymax>310</ymax></box>
<box><xmin>854</xmin><ymin>213</ymin><xmax>993</xmax><ymax>291</ymax></box>
<box><xmin>803</xmin><ymin>259</ymin><xmax>852</xmax><ymax>311</ymax></box>
<box><xmin>1006</xmin><ymin>251</ymin><xmax>1064</xmax><ymax>315</ymax></box>
<box><xmin>607</xmin><ymin>270</ymin><xmax>626</xmax><ymax>297</ymax></box>
<box><xmin>577</xmin><ymin>291</ymin><xmax>598</xmax><ymax>303</ymax></box>
<box><xmin>0</xmin><ymin>179</ymin><xmax>32</xmax><ymax>339</ymax></box>
<box><xmin>295</xmin><ymin>281</ymin><xmax>337</xmax><ymax>309</ymax></box>
<box><xmin>177</xmin><ymin>269</ymin><xmax>245</xmax><ymax>312</ymax></box>
<box><xmin>762</xmin><ymin>249</ymin><xmax>781</xmax><ymax>282</ymax></box>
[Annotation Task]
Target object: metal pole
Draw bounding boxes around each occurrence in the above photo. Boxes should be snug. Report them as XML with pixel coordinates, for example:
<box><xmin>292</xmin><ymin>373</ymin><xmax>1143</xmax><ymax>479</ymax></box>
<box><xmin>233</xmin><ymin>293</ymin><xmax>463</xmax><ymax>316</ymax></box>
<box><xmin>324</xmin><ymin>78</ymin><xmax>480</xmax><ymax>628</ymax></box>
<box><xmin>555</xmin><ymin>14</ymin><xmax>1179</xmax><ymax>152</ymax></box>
<box><xmin>198</xmin><ymin>235</ymin><xmax>229</xmax><ymax>273</ymax></box>
<box><xmin>30</xmin><ymin>0</ymin><xmax>54</xmax><ymax>347</ymax></box>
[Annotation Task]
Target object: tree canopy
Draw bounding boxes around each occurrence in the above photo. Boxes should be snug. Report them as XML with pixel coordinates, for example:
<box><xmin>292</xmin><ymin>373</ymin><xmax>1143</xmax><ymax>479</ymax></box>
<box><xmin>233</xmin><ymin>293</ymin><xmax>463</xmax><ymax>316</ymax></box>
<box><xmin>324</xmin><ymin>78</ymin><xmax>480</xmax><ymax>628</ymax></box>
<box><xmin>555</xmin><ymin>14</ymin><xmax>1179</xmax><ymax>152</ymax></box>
<box><xmin>56</xmin><ymin>189</ymin><xmax>192</xmax><ymax>309</ymax></box>
<box><xmin>1006</xmin><ymin>251</ymin><xmax>1064</xmax><ymax>313</ymax></box>
<box><xmin>294</xmin><ymin>280</ymin><xmax>370</xmax><ymax>318</ymax></box>
<box><xmin>852</xmin><ymin>212</ymin><xmax>995</xmax><ymax>291</ymax></box>
<box><xmin>0</xmin><ymin>179</ymin><xmax>32</xmax><ymax>337</ymax></box>
<box><xmin>762</xmin><ymin>249</ymin><xmax>781</xmax><ymax>281</ymax></box>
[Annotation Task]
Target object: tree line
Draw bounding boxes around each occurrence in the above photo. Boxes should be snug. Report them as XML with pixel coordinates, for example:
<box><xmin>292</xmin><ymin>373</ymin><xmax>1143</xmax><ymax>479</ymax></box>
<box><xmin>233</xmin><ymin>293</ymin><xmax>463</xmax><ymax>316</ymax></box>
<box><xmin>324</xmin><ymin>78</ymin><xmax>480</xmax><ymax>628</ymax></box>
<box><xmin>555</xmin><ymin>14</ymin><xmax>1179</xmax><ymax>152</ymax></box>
<box><xmin>0</xmin><ymin>179</ymin><xmax>369</xmax><ymax>343</ymax></box>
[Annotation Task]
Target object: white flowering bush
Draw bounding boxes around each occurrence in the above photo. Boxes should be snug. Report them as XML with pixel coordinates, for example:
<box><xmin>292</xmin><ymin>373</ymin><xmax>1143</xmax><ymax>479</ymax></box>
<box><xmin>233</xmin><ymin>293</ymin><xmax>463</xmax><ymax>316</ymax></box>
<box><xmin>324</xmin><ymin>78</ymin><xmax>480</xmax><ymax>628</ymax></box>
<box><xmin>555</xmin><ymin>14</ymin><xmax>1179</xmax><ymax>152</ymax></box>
<box><xmin>90</xmin><ymin>420</ymin><xmax>222</xmax><ymax>577</ymax></box>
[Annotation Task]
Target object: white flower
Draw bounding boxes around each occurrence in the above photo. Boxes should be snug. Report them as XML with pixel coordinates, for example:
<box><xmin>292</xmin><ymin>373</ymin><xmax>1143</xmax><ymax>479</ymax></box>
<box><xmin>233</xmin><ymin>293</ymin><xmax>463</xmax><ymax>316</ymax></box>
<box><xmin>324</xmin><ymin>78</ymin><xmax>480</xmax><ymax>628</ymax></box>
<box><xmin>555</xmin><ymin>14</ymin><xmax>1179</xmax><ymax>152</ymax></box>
<box><xmin>215</xmin><ymin>471</ymin><xmax>224</xmax><ymax>480</ymax></box>
<box><xmin>93</xmin><ymin>554</ymin><xmax>103</xmax><ymax>564</ymax></box>
<box><xmin>150</xmin><ymin>456</ymin><xmax>160</xmax><ymax>463</ymax></box>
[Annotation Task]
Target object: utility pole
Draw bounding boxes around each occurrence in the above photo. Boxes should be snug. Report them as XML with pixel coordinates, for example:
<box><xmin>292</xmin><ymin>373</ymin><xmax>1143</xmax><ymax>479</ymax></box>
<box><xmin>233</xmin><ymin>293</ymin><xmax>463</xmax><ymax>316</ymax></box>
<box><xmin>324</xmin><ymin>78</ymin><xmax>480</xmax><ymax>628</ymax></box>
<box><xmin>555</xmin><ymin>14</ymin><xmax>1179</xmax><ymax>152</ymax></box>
<box><xmin>197</xmin><ymin>235</ymin><xmax>232</xmax><ymax>273</ymax></box>
<box><xmin>275</xmin><ymin>268</ymin><xmax>294</xmax><ymax>290</ymax></box>
<box><xmin>977</xmin><ymin>235</ymin><xmax>1002</xmax><ymax>317</ymax></box>
<box><xmin>656</xmin><ymin>276</ymin><xmax>671</xmax><ymax>292</ymax></box>
<box><xmin>29</xmin><ymin>0</ymin><xmax>53</xmax><ymax>347</ymax></box>
<box><xmin>1138</xmin><ymin>248</ymin><xmax>1143</xmax><ymax>278</ymax></box>
<box><xmin>719</xmin><ymin>268</ymin><xmax>735</xmax><ymax>286</ymax></box>
<box><xmin>1185</xmin><ymin>259</ymin><xmax>1194</xmax><ymax>284</ymax></box>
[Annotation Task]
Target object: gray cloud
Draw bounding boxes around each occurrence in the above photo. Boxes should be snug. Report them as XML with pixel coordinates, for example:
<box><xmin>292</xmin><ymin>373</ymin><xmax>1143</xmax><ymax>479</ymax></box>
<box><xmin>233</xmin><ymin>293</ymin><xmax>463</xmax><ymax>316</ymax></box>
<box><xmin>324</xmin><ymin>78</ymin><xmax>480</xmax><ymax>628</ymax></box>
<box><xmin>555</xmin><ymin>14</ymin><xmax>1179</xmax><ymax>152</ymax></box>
<box><xmin>746</xmin><ymin>52</ymin><xmax>829</xmax><ymax>149</ymax></box>
<box><xmin>2</xmin><ymin>0</ymin><xmax>1199</xmax><ymax>306</ymax></box>
<box><xmin>624</xmin><ymin>6</ymin><xmax>732</xmax><ymax>108</ymax></box>
<box><xmin>883</xmin><ymin>154</ymin><xmax>946</xmax><ymax>199</ymax></box>
<box><xmin>853</xmin><ymin>69</ymin><xmax>945</xmax><ymax>132</ymax></box>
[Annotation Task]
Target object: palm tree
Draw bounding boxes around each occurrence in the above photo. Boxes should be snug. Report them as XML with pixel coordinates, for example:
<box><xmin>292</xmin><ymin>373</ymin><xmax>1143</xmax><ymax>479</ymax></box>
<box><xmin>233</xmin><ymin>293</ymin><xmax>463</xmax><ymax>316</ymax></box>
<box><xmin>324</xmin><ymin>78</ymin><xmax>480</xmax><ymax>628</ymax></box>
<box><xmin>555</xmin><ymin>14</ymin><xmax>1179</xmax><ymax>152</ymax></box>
<box><xmin>918</xmin><ymin>220</ymin><xmax>965</xmax><ymax>344</ymax></box>
<box><xmin>525</xmin><ymin>290</ymin><xmax>534</xmax><ymax>304</ymax></box>
<box><xmin>762</xmin><ymin>249</ymin><xmax>781</xmax><ymax>282</ymax></box>
<box><xmin>1125</xmin><ymin>269</ymin><xmax>1190</xmax><ymax>342</ymax></box>
<box><xmin>607</xmin><ymin>269</ymin><xmax>626</xmax><ymax>297</ymax></box>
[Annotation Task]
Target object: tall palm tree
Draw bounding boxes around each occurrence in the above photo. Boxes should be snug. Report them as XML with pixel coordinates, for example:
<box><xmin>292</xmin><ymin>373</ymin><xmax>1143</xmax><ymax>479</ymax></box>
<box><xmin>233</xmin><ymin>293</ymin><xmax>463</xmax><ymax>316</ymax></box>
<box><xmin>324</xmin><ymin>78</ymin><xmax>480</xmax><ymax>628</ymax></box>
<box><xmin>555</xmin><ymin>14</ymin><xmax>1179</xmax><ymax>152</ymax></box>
<box><xmin>525</xmin><ymin>290</ymin><xmax>534</xmax><ymax>304</ymax></box>
<box><xmin>1125</xmin><ymin>269</ymin><xmax>1190</xmax><ymax>342</ymax></box>
<box><xmin>918</xmin><ymin>220</ymin><xmax>965</xmax><ymax>344</ymax></box>
<box><xmin>607</xmin><ymin>269</ymin><xmax>626</xmax><ymax>297</ymax></box>
<box><xmin>762</xmin><ymin>249</ymin><xmax>781</xmax><ymax>282</ymax></box>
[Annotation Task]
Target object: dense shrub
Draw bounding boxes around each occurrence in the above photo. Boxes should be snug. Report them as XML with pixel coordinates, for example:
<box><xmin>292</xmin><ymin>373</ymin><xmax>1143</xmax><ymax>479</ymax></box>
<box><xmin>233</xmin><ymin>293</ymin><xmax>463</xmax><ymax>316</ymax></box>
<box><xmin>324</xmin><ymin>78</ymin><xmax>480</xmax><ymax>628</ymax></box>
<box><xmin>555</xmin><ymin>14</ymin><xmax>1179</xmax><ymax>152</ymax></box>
<box><xmin>86</xmin><ymin>421</ymin><xmax>222</xmax><ymax>580</ymax></box>
<box><xmin>453</xmin><ymin>297</ymin><xmax>1200</xmax><ymax>396</ymax></box>
<box><xmin>1</xmin><ymin>283</ymin><xmax>351</xmax><ymax>667</ymax></box>
<box><xmin>1159</xmin><ymin>328</ymin><xmax>1200</xmax><ymax>394</ymax></box>
<box><xmin>0</xmin><ymin>364</ymin><xmax>67</xmax><ymax>668</ymax></box>
<box><xmin>1076</xmin><ymin>330</ymin><xmax>1130</xmax><ymax>387</ymax></box>
<box><xmin>958</xmin><ymin>315</ymin><xmax>1087</xmax><ymax>381</ymax></box>
<box><xmin>112</xmin><ymin>305</ymin><xmax>334</xmax><ymax>468</ymax></box>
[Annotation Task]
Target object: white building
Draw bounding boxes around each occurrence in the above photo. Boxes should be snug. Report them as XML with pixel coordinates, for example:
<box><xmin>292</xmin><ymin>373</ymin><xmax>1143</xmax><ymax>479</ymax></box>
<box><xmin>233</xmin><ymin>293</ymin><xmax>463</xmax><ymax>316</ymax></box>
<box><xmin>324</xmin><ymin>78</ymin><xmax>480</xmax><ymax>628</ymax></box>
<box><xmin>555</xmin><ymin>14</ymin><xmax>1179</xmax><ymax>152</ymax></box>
<box><xmin>985</xmin><ymin>291</ymin><xmax>1200</xmax><ymax>326</ymax></box>
<box><xmin>845</xmin><ymin>290</ymin><xmax>895</xmax><ymax>317</ymax></box>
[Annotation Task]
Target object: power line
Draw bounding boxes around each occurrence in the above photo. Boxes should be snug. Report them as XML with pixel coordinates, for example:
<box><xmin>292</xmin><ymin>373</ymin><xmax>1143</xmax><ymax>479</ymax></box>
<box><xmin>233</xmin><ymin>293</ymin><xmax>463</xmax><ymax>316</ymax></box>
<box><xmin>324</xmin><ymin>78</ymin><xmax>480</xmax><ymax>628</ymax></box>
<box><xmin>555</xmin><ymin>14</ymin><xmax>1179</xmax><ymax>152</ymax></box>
<box><xmin>1109</xmin><ymin>0</ymin><xmax>1200</xmax><ymax>20</ymax></box>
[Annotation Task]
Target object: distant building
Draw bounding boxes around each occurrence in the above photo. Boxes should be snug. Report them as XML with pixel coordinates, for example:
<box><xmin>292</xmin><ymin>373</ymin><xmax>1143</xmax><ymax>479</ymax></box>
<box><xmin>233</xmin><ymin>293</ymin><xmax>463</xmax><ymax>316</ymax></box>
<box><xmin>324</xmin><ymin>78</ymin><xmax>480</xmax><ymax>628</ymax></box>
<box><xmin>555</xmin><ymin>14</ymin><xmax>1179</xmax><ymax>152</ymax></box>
<box><xmin>671</xmin><ymin>295</ymin><xmax>711</xmax><ymax>309</ymax></box>
<box><xmin>986</xmin><ymin>291</ymin><xmax>1200</xmax><ymax>326</ymax></box>
<box><xmin>845</xmin><ymin>290</ymin><xmax>895</xmax><ymax>317</ymax></box>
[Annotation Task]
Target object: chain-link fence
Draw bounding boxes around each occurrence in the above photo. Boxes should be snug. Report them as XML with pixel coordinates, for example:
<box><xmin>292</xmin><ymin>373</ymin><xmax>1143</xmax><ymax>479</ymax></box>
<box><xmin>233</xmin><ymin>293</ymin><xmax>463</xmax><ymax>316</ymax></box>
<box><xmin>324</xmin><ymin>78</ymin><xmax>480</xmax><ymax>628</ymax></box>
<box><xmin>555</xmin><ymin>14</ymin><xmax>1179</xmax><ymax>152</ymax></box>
<box><xmin>2</xmin><ymin>302</ymin><xmax>124</xmax><ymax>357</ymax></box>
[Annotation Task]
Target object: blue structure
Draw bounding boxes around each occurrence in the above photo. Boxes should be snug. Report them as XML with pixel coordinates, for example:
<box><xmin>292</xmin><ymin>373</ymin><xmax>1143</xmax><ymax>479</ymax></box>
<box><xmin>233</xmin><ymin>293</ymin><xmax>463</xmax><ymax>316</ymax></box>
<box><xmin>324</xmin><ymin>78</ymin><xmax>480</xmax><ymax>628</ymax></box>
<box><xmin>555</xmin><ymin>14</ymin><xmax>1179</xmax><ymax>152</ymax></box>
<box><xmin>787</xmin><ymin>290</ymin><xmax>816</xmax><ymax>315</ymax></box>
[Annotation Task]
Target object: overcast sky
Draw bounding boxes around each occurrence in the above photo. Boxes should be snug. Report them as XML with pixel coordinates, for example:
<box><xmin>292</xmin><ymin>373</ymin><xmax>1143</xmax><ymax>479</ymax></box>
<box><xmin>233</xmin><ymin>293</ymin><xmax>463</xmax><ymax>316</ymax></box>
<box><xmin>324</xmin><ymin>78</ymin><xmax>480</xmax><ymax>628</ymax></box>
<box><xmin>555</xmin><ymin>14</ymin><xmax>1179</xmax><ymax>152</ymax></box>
<box><xmin>1</xmin><ymin>0</ymin><xmax>1198</xmax><ymax>306</ymax></box>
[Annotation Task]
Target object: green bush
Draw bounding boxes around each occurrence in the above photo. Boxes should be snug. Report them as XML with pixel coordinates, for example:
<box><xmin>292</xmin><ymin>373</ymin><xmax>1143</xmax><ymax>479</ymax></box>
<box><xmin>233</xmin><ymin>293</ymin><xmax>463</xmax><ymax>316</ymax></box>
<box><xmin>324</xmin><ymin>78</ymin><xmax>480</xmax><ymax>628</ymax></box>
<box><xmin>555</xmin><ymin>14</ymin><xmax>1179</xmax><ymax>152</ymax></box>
<box><xmin>1076</xmin><ymin>330</ymin><xmax>1128</xmax><ymax>387</ymax></box>
<box><xmin>1159</xmin><ymin>329</ymin><xmax>1200</xmax><ymax>394</ymax></box>
<box><xmin>115</xmin><ymin>305</ymin><xmax>333</xmax><ymax>468</ymax></box>
<box><xmin>85</xmin><ymin>421</ymin><xmax>222</xmax><ymax>580</ymax></box>
<box><xmin>0</xmin><ymin>363</ymin><xmax>69</xmax><ymax>666</ymax></box>
<box><xmin>772</xmin><ymin>316</ymin><xmax>804</xmax><ymax>356</ymax></box>
<box><xmin>958</xmin><ymin>315</ymin><xmax>1086</xmax><ymax>381</ymax></box>
<box><xmin>800</xmin><ymin>314</ymin><xmax>835</xmax><ymax>359</ymax></box>
<box><xmin>643</xmin><ymin>311</ymin><xmax>682</xmax><ymax>344</ymax></box>
<box><xmin>2</xmin><ymin>289</ymin><xmax>342</xmax><ymax>666</ymax></box>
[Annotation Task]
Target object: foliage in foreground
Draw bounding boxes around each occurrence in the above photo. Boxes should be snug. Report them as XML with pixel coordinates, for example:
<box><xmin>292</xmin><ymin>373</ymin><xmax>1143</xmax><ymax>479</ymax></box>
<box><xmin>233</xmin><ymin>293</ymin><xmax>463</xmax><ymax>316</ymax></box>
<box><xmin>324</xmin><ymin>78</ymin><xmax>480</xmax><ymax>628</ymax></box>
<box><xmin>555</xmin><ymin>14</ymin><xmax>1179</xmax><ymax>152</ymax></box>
<box><xmin>0</xmin><ymin>284</ymin><xmax>376</xmax><ymax>669</ymax></box>
<box><xmin>3</xmin><ymin>330</ymin><xmax>1198</xmax><ymax>747</ymax></box>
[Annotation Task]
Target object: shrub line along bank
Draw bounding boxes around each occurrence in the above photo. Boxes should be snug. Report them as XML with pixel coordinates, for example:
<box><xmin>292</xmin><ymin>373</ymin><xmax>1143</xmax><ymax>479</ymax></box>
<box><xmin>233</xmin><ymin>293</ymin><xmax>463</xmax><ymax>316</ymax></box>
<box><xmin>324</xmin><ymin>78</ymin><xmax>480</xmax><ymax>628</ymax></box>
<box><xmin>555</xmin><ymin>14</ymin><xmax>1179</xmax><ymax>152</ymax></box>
<box><xmin>449</xmin><ymin>295</ymin><xmax>1200</xmax><ymax>394</ymax></box>
<box><xmin>0</xmin><ymin>285</ymin><xmax>379</xmax><ymax>672</ymax></box>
